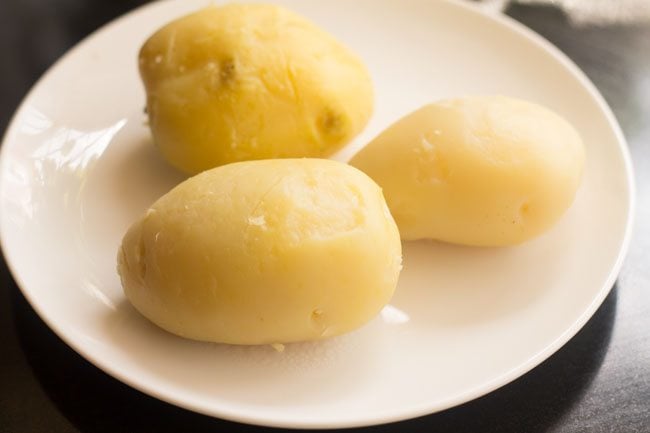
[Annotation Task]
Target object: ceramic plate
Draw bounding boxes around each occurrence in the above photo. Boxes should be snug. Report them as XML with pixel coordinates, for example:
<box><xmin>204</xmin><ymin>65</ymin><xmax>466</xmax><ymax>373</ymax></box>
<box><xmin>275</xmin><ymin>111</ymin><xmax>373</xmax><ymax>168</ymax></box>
<box><xmin>0</xmin><ymin>0</ymin><xmax>634</xmax><ymax>428</ymax></box>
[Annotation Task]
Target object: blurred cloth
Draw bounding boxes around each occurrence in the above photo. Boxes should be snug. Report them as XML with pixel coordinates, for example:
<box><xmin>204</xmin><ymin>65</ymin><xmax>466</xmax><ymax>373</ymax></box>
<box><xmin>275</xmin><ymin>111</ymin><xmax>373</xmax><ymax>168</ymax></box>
<box><xmin>477</xmin><ymin>0</ymin><xmax>650</xmax><ymax>25</ymax></box>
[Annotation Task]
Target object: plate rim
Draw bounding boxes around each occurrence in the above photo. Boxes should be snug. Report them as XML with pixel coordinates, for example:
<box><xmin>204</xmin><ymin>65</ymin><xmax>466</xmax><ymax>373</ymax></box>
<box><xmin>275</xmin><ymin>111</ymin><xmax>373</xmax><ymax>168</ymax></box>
<box><xmin>0</xmin><ymin>0</ymin><xmax>636</xmax><ymax>428</ymax></box>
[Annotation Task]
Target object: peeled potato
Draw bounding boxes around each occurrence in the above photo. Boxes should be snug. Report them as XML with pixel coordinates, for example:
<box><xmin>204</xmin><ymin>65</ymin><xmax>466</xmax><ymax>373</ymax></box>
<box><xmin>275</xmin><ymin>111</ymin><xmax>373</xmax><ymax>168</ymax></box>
<box><xmin>350</xmin><ymin>96</ymin><xmax>585</xmax><ymax>246</ymax></box>
<box><xmin>139</xmin><ymin>4</ymin><xmax>374</xmax><ymax>174</ymax></box>
<box><xmin>117</xmin><ymin>159</ymin><xmax>401</xmax><ymax>344</ymax></box>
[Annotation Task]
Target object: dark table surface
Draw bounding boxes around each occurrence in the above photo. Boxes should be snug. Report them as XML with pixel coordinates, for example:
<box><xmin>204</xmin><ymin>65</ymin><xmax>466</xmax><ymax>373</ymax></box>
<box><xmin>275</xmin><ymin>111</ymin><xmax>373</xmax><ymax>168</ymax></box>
<box><xmin>1</xmin><ymin>1</ymin><xmax>649</xmax><ymax>432</ymax></box>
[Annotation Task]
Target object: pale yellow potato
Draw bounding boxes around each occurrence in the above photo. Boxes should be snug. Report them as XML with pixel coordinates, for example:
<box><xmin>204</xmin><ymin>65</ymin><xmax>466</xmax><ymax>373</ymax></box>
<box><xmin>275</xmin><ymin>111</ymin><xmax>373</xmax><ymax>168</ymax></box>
<box><xmin>139</xmin><ymin>4</ymin><xmax>374</xmax><ymax>174</ymax></box>
<box><xmin>117</xmin><ymin>159</ymin><xmax>401</xmax><ymax>344</ymax></box>
<box><xmin>350</xmin><ymin>96</ymin><xmax>585</xmax><ymax>246</ymax></box>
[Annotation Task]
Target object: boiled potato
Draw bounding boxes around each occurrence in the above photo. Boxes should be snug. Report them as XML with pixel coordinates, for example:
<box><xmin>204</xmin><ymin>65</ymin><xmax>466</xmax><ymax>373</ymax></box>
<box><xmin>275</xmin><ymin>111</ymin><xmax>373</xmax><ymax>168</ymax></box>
<box><xmin>117</xmin><ymin>159</ymin><xmax>401</xmax><ymax>344</ymax></box>
<box><xmin>139</xmin><ymin>4</ymin><xmax>374</xmax><ymax>174</ymax></box>
<box><xmin>350</xmin><ymin>96</ymin><xmax>585</xmax><ymax>246</ymax></box>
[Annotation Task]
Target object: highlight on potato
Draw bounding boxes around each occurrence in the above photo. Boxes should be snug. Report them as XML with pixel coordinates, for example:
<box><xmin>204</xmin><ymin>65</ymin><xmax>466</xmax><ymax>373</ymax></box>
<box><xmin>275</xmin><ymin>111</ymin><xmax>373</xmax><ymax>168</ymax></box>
<box><xmin>350</xmin><ymin>95</ymin><xmax>585</xmax><ymax>246</ymax></box>
<box><xmin>117</xmin><ymin>159</ymin><xmax>402</xmax><ymax>345</ymax></box>
<box><xmin>139</xmin><ymin>3</ymin><xmax>374</xmax><ymax>174</ymax></box>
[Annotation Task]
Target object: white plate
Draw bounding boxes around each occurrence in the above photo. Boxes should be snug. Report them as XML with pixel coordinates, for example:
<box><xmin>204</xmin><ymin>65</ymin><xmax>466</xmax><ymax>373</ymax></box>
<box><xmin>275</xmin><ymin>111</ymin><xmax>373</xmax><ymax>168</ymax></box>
<box><xmin>0</xmin><ymin>0</ymin><xmax>634</xmax><ymax>429</ymax></box>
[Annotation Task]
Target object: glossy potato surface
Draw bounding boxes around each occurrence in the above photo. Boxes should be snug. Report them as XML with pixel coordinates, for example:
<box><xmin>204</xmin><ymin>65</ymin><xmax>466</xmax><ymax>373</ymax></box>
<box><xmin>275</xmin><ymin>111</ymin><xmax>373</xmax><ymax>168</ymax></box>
<box><xmin>350</xmin><ymin>96</ymin><xmax>585</xmax><ymax>246</ymax></box>
<box><xmin>139</xmin><ymin>4</ymin><xmax>374</xmax><ymax>174</ymax></box>
<box><xmin>117</xmin><ymin>159</ymin><xmax>401</xmax><ymax>344</ymax></box>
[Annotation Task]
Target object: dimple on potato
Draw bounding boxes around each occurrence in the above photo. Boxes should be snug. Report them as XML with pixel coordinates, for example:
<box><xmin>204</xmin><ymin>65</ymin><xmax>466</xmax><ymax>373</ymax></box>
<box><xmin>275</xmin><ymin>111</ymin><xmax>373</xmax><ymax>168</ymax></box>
<box><xmin>139</xmin><ymin>4</ymin><xmax>374</xmax><ymax>174</ymax></box>
<box><xmin>117</xmin><ymin>159</ymin><xmax>401</xmax><ymax>345</ymax></box>
<box><xmin>350</xmin><ymin>96</ymin><xmax>585</xmax><ymax>246</ymax></box>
